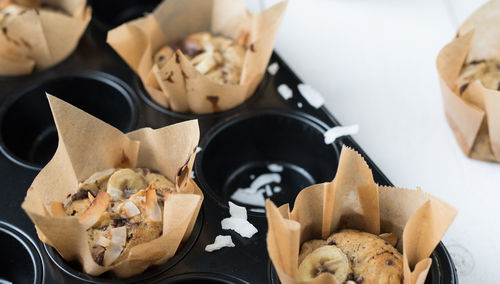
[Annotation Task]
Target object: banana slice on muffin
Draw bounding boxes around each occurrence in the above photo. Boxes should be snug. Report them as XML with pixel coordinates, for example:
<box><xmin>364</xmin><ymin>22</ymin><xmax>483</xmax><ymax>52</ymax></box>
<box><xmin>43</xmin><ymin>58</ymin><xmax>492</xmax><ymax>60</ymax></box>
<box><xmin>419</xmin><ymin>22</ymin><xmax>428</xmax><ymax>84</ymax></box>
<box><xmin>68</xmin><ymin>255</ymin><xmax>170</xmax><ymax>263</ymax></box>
<box><xmin>298</xmin><ymin>246</ymin><xmax>352</xmax><ymax>282</ymax></box>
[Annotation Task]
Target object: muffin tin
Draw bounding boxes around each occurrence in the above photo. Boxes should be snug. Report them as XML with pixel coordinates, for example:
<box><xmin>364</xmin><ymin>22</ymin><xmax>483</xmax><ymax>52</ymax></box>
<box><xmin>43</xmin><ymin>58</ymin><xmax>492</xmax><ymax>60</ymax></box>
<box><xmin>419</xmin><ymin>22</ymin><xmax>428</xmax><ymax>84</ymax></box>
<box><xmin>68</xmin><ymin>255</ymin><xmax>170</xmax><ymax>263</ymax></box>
<box><xmin>0</xmin><ymin>2</ymin><xmax>458</xmax><ymax>283</ymax></box>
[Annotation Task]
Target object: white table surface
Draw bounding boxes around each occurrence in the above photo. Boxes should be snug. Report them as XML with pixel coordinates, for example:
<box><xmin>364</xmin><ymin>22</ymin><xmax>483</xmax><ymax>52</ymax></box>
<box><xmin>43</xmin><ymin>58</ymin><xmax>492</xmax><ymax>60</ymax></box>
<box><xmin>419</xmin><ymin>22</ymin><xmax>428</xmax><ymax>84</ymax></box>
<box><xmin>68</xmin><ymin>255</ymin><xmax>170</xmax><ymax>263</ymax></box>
<box><xmin>248</xmin><ymin>0</ymin><xmax>498</xmax><ymax>282</ymax></box>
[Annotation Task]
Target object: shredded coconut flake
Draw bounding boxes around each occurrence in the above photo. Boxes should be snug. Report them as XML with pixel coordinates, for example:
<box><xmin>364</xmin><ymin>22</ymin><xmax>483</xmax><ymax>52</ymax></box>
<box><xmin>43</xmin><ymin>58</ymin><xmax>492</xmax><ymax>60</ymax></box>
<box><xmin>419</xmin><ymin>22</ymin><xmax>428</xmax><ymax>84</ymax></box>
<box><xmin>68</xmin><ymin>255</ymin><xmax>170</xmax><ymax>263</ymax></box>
<box><xmin>274</xmin><ymin>186</ymin><xmax>282</xmax><ymax>193</ymax></box>
<box><xmin>230</xmin><ymin>173</ymin><xmax>281</xmax><ymax>207</ymax></box>
<box><xmin>205</xmin><ymin>235</ymin><xmax>235</xmax><ymax>252</ymax></box>
<box><xmin>221</xmin><ymin>217</ymin><xmax>258</xmax><ymax>238</ymax></box>
<box><xmin>298</xmin><ymin>84</ymin><xmax>324</xmax><ymax>108</ymax></box>
<box><xmin>196</xmin><ymin>147</ymin><xmax>202</xmax><ymax>154</ymax></box>
<box><xmin>265</xmin><ymin>184</ymin><xmax>273</xmax><ymax>196</ymax></box>
<box><xmin>249</xmin><ymin>208</ymin><xmax>266</xmax><ymax>213</ymax></box>
<box><xmin>190</xmin><ymin>170</ymin><xmax>195</xmax><ymax>179</ymax></box>
<box><xmin>277</xmin><ymin>84</ymin><xmax>293</xmax><ymax>100</ymax></box>
<box><xmin>228</xmin><ymin>201</ymin><xmax>247</xmax><ymax>220</ymax></box>
<box><xmin>324</xmin><ymin>125</ymin><xmax>359</xmax><ymax>144</ymax></box>
<box><xmin>267</xmin><ymin>163</ymin><xmax>283</xmax><ymax>172</ymax></box>
<box><xmin>267</xmin><ymin>62</ymin><xmax>279</xmax><ymax>75</ymax></box>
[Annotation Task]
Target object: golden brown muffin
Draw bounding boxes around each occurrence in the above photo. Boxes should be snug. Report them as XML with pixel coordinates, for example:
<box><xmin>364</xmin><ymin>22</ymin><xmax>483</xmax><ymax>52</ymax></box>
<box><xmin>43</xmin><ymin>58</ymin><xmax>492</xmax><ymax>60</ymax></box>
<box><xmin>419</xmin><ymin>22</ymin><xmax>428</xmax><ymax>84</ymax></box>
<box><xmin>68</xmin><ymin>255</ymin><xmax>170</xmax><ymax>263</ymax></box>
<box><xmin>327</xmin><ymin>229</ymin><xmax>403</xmax><ymax>284</ymax></box>
<box><xmin>457</xmin><ymin>59</ymin><xmax>500</xmax><ymax>94</ymax></box>
<box><xmin>60</xmin><ymin>168</ymin><xmax>175</xmax><ymax>266</ymax></box>
<box><xmin>153</xmin><ymin>32</ymin><xmax>247</xmax><ymax>85</ymax></box>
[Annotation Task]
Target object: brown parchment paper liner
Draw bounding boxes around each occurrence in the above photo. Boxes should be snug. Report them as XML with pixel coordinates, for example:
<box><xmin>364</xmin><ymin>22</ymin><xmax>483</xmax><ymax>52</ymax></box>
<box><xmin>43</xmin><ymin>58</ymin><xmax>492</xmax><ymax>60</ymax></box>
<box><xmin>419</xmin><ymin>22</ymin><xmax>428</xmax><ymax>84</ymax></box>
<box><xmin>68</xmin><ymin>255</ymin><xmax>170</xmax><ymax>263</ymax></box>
<box><xmin>107</xmin><ymin>0</ymin><xmax>288</xmax><ymax>114</ymax></box>
<box><xmin>266</xmin><ymin>146</ymin><xmax>457</xmax><ymax>284</ymax></box>
<box><xmin>0</xmin><ymin>0</ymin><xmax>91</xmax><ymax>76</ymax></box>
<box><xmin>21</xmin><ymin>95</ymin><xmax>203</xmax><ymax>277</ymax></box>
<box><xmin>437</xmin><ymin>0</ymin><xmax>500</xmax><ymax>162</ymax></box>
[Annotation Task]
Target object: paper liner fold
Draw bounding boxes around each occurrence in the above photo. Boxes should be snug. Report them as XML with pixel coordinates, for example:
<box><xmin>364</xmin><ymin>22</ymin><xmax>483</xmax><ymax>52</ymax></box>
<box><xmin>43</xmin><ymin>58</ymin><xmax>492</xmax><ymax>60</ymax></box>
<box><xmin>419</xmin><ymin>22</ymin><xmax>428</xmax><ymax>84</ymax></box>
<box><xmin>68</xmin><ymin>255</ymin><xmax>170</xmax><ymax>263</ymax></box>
<box><xmin>437</xmin><ymin>0</ymin><xmax>500</xmax><ymax>162</ymax></box>
<box><xmin>266</xmin><ymin>146</ymin><xmax>457</xmax><ymax>284</ymax></box>
<box><xmin>22</xmin><ymin>95</ymin><xmax>203</xmax><ymax>277</ymax></box>
<box><xmin>0</xmin><ymin>0</ymin><xmax>91</xmax><ymax>76</ymax></box>
<box><xmin>107</xmin><ymin>0</ymin><xmax>288</xmax><ymax>114</ymax></box>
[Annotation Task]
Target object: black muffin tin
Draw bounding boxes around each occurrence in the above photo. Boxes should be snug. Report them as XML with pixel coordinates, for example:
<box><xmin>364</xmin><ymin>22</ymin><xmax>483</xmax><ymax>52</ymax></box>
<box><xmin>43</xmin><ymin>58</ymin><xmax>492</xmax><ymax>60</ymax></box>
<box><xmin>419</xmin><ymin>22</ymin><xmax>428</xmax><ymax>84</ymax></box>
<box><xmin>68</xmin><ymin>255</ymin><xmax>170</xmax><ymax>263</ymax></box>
<box><xmin>0</xmin><ymin>3</ymin><xmax>458</xmax><ymax>284</ymax></box>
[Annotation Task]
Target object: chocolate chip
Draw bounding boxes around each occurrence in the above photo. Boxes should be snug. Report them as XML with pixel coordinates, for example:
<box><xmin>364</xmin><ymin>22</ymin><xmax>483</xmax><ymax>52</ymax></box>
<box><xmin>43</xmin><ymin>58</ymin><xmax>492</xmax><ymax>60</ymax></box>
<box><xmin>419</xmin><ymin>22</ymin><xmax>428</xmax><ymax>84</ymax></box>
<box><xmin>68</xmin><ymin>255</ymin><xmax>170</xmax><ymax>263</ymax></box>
<box><xmin>91</xmin><ymin>245</ymin><xmax>105</xmax><ymax>265</ymax></box>
<box><xmin>71</xmin><ymin>189</ymin><xmax>90</xmax><ymax>201</ymax></box>
<box><xmin>175</xmin><ymin>53</ymin><xmax>180</xmax><ymax>64</ymax></box>
<box><xmin>158</xmin><ymin>55</ymin><xmax>165</xmax><ymax>62</ymax></box>
<box><xmin>459</xmin><ymin>83</ymin><xmax>469</xmax><ymax>94</ymax></box>
<box><xmin>250</xmin><ymin>43</ymin><xmax>255</xmax><ymax>52</ymax></box>
<box><xmin>328</xmin><ymin>240</ymin><xmax>337</xmax><ymax>246</ymax></box>
<box><xmin>386</xmin><ymin>259</ymin><xmax>394</xmax><ymax>266</ymax></box>
<box><xmin>165</xmin><ymin>71</ymin><xmax>174</xmax><ymax>83</ymax></box>
<box><xmin>113</xmin><ymin>218</ymin><xmax>129</xmax><ymax>227</ymax></box>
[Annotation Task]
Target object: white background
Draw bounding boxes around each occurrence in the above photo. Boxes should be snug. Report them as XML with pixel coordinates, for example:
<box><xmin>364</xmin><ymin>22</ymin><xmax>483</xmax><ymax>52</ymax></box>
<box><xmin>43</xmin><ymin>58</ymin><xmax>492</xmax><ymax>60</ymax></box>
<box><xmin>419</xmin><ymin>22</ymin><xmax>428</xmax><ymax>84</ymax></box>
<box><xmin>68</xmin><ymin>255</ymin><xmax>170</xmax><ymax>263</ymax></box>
<box><xmin>246</xmin><ymin>0</ymin><xmax>498</xmax><ymax>283</ymax></box>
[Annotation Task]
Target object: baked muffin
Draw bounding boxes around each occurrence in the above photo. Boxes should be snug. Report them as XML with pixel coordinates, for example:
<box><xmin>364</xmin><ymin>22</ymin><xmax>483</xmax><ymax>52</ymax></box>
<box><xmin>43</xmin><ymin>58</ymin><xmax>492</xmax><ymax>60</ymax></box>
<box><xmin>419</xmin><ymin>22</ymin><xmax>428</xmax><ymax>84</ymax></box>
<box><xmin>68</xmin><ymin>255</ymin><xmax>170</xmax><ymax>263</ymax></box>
<box><xmin>53</xmin><ymin>168</ymin><xmax>175</xmax><ymax>266</ymax></box>
<box><xmin>457</xmin><ymin>59</ymin><xmax>500</xmax><ymax>94</ymax></box>
<box><xmin>153</xmin><ymin>32</ymin><xmax>248</xmax><ymax>85</ymax></box>
<box><xmin>297</xmin><ymin>229</ymin><xmax>403</xmax><ymax>284</ymax></box>
<box><xmin>327</xmin><ymin>230</ymin><xmax>403</xmax><ymax>284</ymax></box>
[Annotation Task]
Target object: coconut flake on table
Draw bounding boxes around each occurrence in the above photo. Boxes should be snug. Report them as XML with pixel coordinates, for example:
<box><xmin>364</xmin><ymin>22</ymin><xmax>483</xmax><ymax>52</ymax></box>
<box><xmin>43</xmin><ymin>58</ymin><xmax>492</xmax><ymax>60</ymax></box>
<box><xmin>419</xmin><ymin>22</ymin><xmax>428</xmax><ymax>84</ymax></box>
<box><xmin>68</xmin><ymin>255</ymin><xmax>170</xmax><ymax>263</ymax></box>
<box><xmin>221</xmin><ymin>217</ymin><xmax>258</xmax><ymax>238</ymax></box>
<box><xmin>196</xmin><ymin>147</ymin><xmax>202</xmax><ymax>154</ymax></box>
<box><xmin>298</xmin><ymin>83</ymin><xmax>324</xmax><ymax>109</ymax></box>
<box><xmin>205</xmin><ymin>235</ymin><xmax>235</xmax><ymax>252</ymax></box>
<box><xmin>297</xmin><ymin>102</ymin><xmax>303</xmax><ymax>108</ymax></box>
<box><xmin>267</xmin><ymin>163</ymin><xmax>283</xmax><ymax>172</ymax></box>
<box><xmin>249</xmin><ymin>208</ymin><xmax>266</xmax><ymax>213</ymax></box>
<box><xmin>250</xmin><ymin>174</ymin><xmax>255</xmax><ymax>180</ymax></box>
<box><xmin>267</xmin><ymin>62</ymin><xmax>279</xmax><ymax>75</ymax></box>
<box><xmin>230</xmin><ymin>173</ymin><xmax>281</xmax><ymax>207</ymax></box>
<box><xmin>221</xmin><ymin>202</ymin><xmax>258</xmax><ymax>238</ymax></box>
<box><xmin>323</xmin><ymin>125</ymin><xmax>359</xmax><ymax>144</ymax></box>
<box><xmin>277</xmin><ymin>84</ymin><xmax>293</xmax><ymax>100</ymax></box>
<box><xmin>265</xmin><ymin>184</ymin><xmax>273</xmax><ymax>196</ymax></box>
<box><xmin>273</xmin><ymin>186</ymin><xmax>282</xmax><ymax>193</ymax></box>
<box><xmin>190</xmin><ymin>170</ymin><xmax>195</xmax><ymax>179</ymax></box>
<box><xmin>228</xmin><ymin>201</ymin><xmax>247</xmax><ymax>219</ymax></box>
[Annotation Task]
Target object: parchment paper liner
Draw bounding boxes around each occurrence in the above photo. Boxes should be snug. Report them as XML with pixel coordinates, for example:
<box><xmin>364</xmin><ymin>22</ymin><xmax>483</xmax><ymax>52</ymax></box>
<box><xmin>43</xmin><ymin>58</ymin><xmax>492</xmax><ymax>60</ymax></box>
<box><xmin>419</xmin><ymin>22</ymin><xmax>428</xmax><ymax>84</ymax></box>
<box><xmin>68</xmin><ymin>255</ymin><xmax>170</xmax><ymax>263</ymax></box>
<box><xmin>22</xmin><ymin>95</ymin><xmax>203</xmax><ymax>277</ymax></box>
<box><xmin>107</xmin><ymin>0</ymin><xmax>288</xmax><ymax>114</ymax></box>
<box><xmin>0</xmin><ymin>0</ymin><xmax>91</xmax><ymax>76</ymax></box>
<box><xmin>266</xmin><ymin>146</ymin><xmax>457</xmax><ymax>284</ymax></box>
<box><xmin>437</xmin><ymin>0</ymin><xmax>500</xmax><ymax>162</ymax></box>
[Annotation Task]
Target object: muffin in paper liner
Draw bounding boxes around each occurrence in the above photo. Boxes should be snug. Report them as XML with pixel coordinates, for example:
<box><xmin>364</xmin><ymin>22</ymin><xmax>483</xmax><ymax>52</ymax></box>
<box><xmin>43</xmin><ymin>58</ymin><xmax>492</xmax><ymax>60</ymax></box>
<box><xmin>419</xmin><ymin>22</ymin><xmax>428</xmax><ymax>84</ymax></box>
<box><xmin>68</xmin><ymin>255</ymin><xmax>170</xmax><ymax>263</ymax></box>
<box><xmin>436</xmin><ymin>0</ymin><xmax>500</xmax><ymax>162</ymax></box>
<box><xmin>0</xmin><ymin>0</ymin><xmax>91</xmax><ymax>76</ymax></box>
<box><xmin>266</xmin><ymin>146</ymin><xmax>457</xmax><ymax>284</ymax></box>
<box><xmin>107</xmin><ymin>0</ymin><xmax>288</xmax><ymax>114</ymax></box>
<box><xmin>22</xmin><ymin>95</ymin><xmax>203</xmax><ymax>277</ymax></box>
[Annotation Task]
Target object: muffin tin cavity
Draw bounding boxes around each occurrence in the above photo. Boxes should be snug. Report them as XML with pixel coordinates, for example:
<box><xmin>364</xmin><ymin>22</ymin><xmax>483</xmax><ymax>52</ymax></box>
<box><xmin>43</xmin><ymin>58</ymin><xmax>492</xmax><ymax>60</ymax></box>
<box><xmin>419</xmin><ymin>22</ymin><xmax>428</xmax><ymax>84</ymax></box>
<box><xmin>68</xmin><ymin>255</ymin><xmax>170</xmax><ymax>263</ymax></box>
<box><xmin>88</xmin><ymin>0</ymin><xmax>162</xmax><ymax>30</ymax></box>
<box><xmin>196</xmin><ymin>110</ymin><xmax>340</xmax><ymax>213</ymax></box>
<box><xmin>156</xmin><ymin>273</ymin><xmax>247</xmax><ymax>283</ymax></box>
<box><xmin>0</xmin><ymin>72</ymin><xmax>137</xmax><ymax>170</ymax></box>
<box><xmin>0</xmin><ymin>222</ymin><xmax>43</xmax><ymax>284</ymax></box>
<box><xmin>43</xmin><ymin>209</ymin><xmax>203</xmax><ymax>283</ymax></box>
